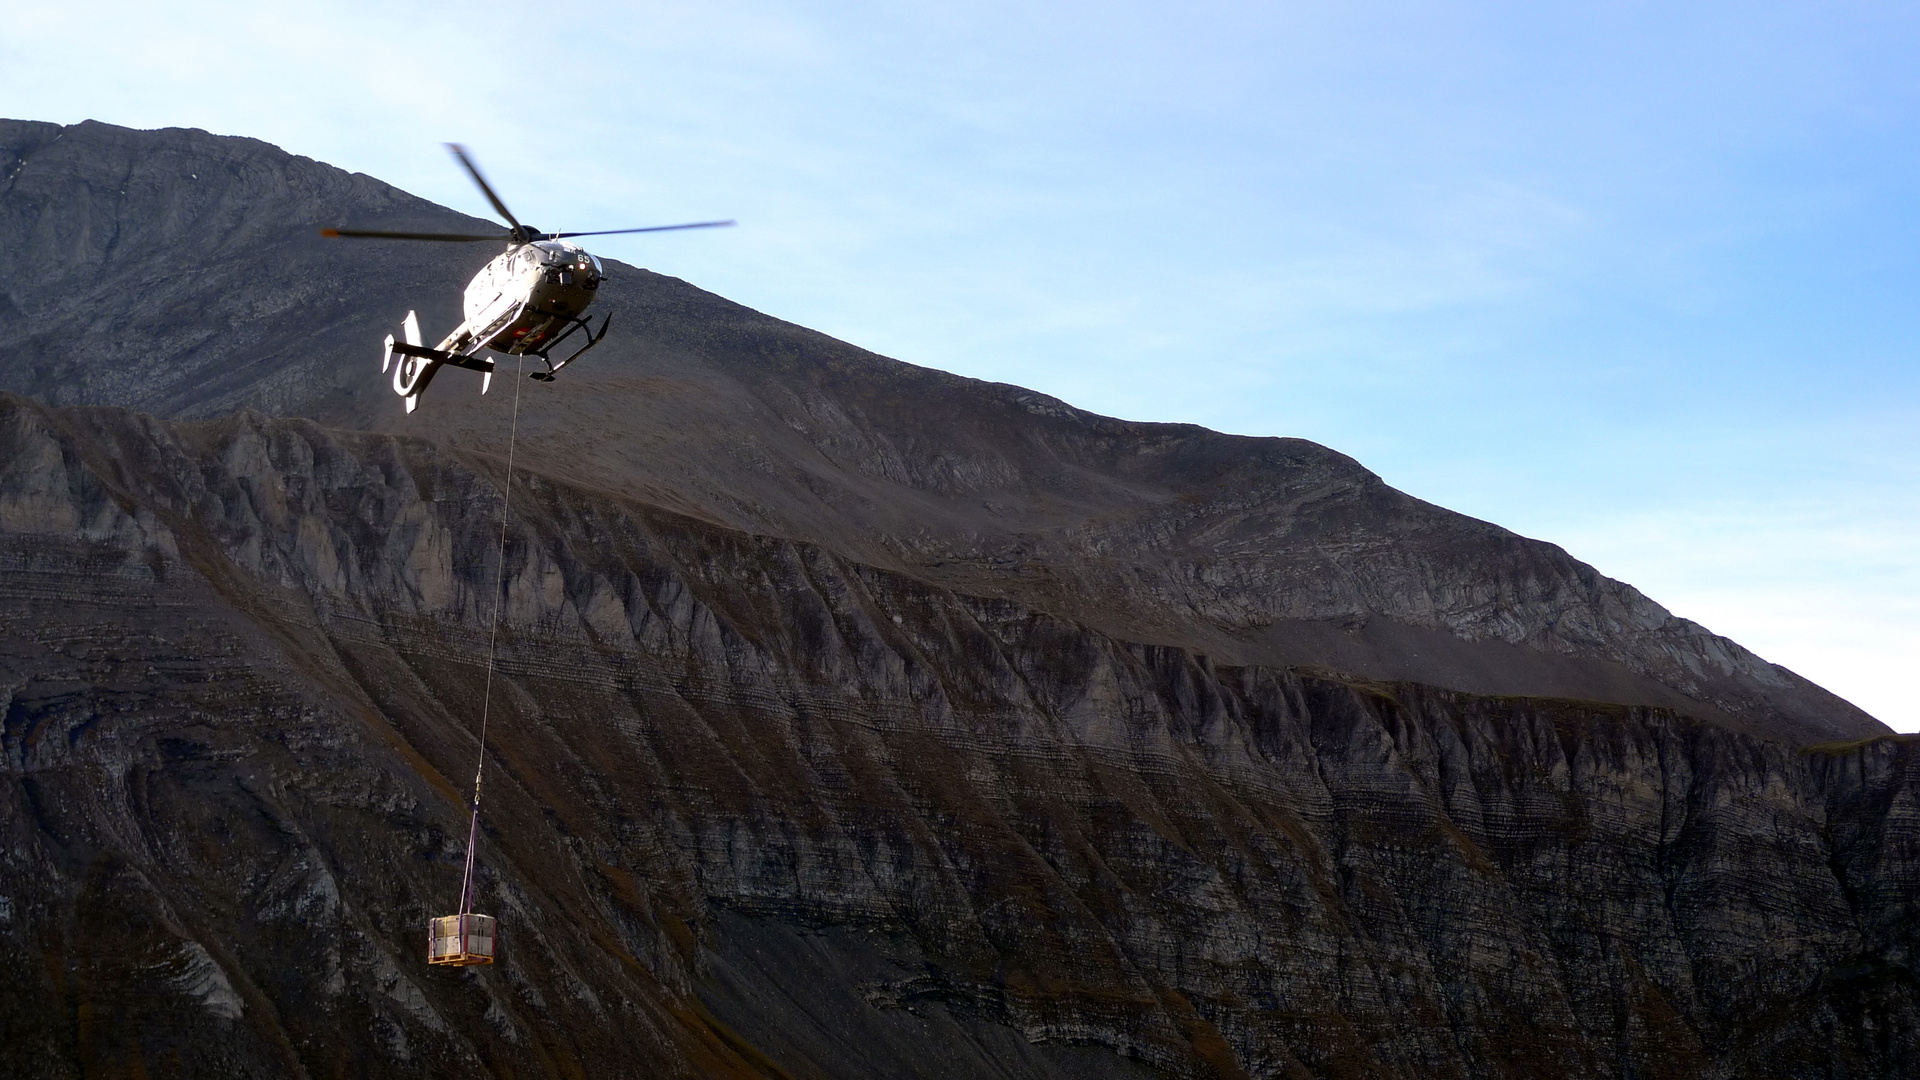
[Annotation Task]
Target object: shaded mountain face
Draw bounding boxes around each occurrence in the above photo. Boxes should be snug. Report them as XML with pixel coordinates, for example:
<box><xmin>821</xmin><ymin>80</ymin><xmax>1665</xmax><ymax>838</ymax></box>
<box><xmin>2</xmin><ymin>396</ymin><xmax>1917</xmax><ymax>1080</ymax></box>
<box><xmin>0</xmin><ymin>120</ymin><xmax>489</xmax><ymax>420</ymax></box>
<box><xmin>0</xmin><ymin>118</ymin><xmax>1883</xmax><ymax>746</ymax></box>
<box><xmin>2</xmin><ymin>120</ymin><xmax>1914</xmax><ymax>1079</ymax></box>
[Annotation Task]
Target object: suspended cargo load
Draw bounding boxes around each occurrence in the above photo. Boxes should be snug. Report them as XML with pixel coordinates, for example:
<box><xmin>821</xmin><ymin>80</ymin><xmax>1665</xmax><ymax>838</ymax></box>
<box><xmin>374</xmin><ymin>143</ymin><xmax>727</xmax><ymax>968</ymax></box>
<box><xmin>429</xmin><ymin>913</ymin><xmax>497</xmax><ymax>966</ymax></box>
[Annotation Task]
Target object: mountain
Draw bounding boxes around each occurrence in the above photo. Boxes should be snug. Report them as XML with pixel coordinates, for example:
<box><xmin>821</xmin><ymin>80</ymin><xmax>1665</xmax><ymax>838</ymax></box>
<box><xmin>1</xmin><ymin>119</ymin><xmax>1914</xmax><ymax>1079</ymax></box>
<box><xmin>0</xmin><ymin>119</ymin><xmax>1883</xmax><ymax>747</ymax></box>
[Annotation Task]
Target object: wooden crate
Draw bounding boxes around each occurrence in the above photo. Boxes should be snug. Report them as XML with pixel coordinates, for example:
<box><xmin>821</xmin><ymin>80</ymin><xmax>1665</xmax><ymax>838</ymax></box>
<box><xmin>428</xmin><ymin>913</ymin><xmax>497</xmax><ymax>966</ymax></box>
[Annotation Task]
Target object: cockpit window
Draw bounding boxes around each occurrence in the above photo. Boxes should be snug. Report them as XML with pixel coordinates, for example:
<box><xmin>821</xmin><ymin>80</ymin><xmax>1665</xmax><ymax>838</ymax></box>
<box><xmin>526</xmin><ymin>242</ymin><xmax>598</xmax><ymax>274</ymax></box>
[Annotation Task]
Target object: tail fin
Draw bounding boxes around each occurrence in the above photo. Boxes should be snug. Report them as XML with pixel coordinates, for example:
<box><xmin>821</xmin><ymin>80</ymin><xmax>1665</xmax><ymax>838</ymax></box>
<box><xmin>397</xmin><ymin>311</ymin><xmax>429</xmax><ymax>412</ymax></box>
<box><xmin>384</xmin><ymin>312</ymin><xmax>424</xmax><ymax>375</ymax></box>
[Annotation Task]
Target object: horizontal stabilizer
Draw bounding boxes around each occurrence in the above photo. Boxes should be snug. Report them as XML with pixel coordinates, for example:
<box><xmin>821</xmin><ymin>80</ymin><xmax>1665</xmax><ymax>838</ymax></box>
<box><xmin>390</xmin><ymin>341</ymin><xmax>494</xmax><ymax>374</ymax></box>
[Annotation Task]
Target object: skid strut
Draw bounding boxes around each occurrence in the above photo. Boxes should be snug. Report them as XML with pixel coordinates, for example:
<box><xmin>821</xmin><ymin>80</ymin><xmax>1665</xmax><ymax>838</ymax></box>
<box><xmin>527</xmin><ymin>312</ymin><xmax>611</xmax><ymax>381</ymax></box>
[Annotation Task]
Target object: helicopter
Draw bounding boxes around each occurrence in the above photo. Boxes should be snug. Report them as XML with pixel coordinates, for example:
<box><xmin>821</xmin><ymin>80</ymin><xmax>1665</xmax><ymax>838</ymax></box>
<box><xmin>322</xmin><ymin>145</ymin><xmax>732</xmax><ymax>412</ymax></box>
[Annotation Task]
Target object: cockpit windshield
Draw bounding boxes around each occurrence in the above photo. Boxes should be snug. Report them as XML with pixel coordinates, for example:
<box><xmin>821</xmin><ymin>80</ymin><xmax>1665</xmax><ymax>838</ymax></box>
<box><xmin>530</xmin><ymin>242</ymin><xmax>599</xmax><ymax>274</ymax></box>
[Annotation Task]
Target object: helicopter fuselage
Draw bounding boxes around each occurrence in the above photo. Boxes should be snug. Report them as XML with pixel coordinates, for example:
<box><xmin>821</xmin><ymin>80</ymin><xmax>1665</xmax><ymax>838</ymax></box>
<box><xmin>448</xmin><ymin>240</ymin><xmax>605</xmax><ymax>356</ymax></box>
<box><xmin>382</xmin><ymin>239</ymin><xmax>614</xmax><ymax>411</ymax></box>
<box><xmin>340</xmin><ymin>141</ymin><xmax>728</xmax><ymax>413</ymax></box>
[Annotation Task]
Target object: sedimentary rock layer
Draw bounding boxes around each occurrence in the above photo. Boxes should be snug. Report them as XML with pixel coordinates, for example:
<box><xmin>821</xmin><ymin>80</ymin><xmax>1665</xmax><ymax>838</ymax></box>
<box><xmin>2</xmin><ymin>395</ymin><xmax>1913</xmax><ymax>1078</ymax></box>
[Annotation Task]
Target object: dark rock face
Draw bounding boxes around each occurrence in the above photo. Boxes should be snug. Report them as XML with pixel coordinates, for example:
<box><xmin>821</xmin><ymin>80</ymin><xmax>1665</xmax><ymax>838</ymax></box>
<box><xmin>2</xmin><ymin>396</ymin><xmax>1916</xmax><ymax>1078</ymax></box>
<box><xmin>2</xmin><ymin>120</ymin><xmax>1914</xmax><ymax>1078</ymax></box>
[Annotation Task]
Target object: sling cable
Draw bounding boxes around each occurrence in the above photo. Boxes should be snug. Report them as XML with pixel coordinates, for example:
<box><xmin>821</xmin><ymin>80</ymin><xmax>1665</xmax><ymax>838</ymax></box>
<box><xmin>428</xmin><ymin>356</ymin><xmax>527</xmax><ymax>967</ymax></box>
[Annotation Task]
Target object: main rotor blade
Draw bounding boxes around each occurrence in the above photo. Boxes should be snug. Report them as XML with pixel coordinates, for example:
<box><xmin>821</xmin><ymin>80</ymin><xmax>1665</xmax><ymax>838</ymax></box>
<box><xmin>321</xmin><ymin>227</ymin><xmax>512</xmax><ymax>242</ymax></box>
<box><xmin>545</xmin><ymin>220</ymin><xmax>737</xmax><ymax>240</ymax></box>
<box><xmin>445</xmin><ymin>144</ymin><xmax>525</xmax><ymax>236</ymax></box>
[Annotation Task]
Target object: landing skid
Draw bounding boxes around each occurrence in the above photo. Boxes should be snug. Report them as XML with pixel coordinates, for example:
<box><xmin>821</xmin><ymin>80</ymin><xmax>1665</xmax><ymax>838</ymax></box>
<box><xmin>525</xmin><ymin>311</ymin><xmax>611</xmax><ymax>381</ymax></box>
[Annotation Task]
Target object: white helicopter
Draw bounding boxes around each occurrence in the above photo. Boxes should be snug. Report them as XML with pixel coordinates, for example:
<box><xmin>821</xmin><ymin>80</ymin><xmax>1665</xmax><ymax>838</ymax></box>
<box><xmin>323</xmin><ymin>145</ymin><xmax>732</xmax><ymax>412</ymax></box>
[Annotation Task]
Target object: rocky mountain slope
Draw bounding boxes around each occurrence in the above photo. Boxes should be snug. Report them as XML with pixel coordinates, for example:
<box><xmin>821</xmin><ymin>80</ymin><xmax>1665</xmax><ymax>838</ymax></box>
<box><xmin>2</xmin><ymin>120</ymin><xmax>1914</xmax><ymax>1078</ymax></box>
<box><xmin>3</xmin><ymin>395</ymin><xmax>1916</xmax><ymax>1079</ymax></box>
<box><xmin>0</xmin><ymin>118</ymin><xmax>1882</xmax><ymax>746</ymax></box>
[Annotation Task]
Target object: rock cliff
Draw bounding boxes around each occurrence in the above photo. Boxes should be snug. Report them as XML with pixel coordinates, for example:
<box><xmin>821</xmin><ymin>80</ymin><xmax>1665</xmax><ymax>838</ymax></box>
<box><xmin>4</xmin><ymin>396</ymin><xmax>1916</xmax><ymax>1078</ymax></box>
<box><xmin>1</xmin><ymin>120</ymin><xmax>1914</xmax><ymax>1078</ymax></box>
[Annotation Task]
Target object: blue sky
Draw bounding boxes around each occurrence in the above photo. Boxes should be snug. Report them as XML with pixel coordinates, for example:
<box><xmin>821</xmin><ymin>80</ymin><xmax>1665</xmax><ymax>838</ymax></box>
<box><xmin>7</xmin><ymin>1</ymin><xmax>1916</xmax><ymax>727</ymax></box>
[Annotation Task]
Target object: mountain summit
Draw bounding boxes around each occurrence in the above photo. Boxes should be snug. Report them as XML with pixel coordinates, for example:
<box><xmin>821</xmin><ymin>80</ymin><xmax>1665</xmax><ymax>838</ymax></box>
<box><xmin>0</xmin><ymin>118</ymin><xmax>1881</xmax><ymax>745</ymax></box>
<box><xmin>1</xmin><ymin>120</ymin><xmax>1912</xmax><ymax>1079</ymax></box>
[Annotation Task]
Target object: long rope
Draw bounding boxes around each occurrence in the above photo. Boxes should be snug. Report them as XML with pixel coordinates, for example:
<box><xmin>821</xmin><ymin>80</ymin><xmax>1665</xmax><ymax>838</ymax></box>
<box><xmin>457</xmin><ymin>353</ymin><xmax>526</xmax><ymax>918</ymax></box>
